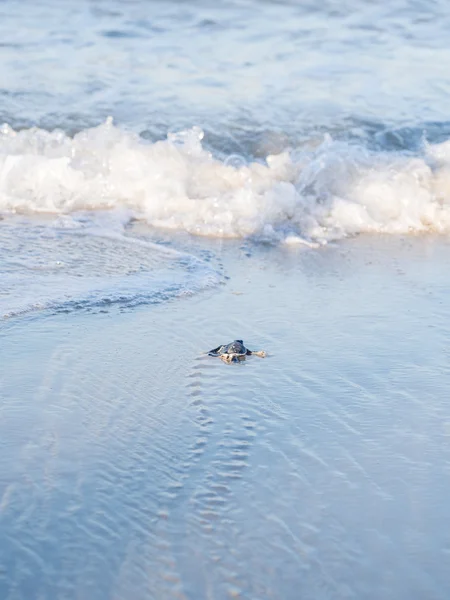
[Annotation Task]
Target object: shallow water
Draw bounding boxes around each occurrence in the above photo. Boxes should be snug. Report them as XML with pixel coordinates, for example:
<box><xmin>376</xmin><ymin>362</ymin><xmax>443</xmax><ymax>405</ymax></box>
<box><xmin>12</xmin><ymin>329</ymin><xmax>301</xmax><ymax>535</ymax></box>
<box><xmin>2</xmin><ymin>0</ymin><xmax>450</xmax><ymax>598</ymax></box>
<box><xmin>0</xmin><ymin>213</ymin><xmax>221</xmax><ymax>318</ymax></box>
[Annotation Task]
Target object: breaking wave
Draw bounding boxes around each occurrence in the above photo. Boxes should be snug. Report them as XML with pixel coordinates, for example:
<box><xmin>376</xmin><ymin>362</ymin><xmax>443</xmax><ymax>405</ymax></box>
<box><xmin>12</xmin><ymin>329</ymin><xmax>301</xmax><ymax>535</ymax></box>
<box><xmin>1</xmin><ymin>118</ymin><xmax>450</xmax><ymax>243</ymax></box>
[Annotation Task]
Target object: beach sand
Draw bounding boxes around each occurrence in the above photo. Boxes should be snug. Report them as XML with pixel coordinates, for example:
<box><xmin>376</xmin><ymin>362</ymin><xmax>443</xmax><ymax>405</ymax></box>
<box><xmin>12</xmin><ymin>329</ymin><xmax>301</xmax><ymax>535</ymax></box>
<box><xmin>1</xmin><ymin>235</ymin><xmax>450</xmax><ymax>599</ymax></box>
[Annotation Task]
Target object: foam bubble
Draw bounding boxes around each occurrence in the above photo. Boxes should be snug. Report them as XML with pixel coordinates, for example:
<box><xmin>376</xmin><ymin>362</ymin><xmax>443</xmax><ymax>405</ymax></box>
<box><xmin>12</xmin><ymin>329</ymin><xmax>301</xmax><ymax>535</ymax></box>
<box><xmin>1</xmin><ymin>119</ymin><xmax>450</xmax><ymax>242</ymax></box>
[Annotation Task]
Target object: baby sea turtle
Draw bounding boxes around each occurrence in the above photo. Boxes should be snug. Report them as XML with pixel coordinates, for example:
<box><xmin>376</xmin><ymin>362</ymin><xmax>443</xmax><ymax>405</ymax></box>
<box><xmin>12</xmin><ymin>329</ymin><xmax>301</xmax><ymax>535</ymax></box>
<box><xmin>208</xmin><ymin>340</ymin><xmax>266</xmax><ymax>363</ymax></box>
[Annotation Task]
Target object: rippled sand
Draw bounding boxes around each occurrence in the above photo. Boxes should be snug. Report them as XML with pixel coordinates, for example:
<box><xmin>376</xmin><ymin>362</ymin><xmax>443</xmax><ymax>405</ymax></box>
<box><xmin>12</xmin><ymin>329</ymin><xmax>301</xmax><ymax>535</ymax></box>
<box><xmin>1</xmin><ymin>236</ymin><xmax>450</xmax><ymax>600</ymax></box>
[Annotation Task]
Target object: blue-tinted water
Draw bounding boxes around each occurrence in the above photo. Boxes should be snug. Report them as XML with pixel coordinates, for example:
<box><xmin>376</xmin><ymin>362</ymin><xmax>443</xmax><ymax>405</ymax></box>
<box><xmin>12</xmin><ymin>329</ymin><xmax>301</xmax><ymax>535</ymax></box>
<box><xmin>2</xmin><ymin>1</ymin><xmax>450</xmax><ymax>598</ymax></box>
<box><xmin>2</xmin><ymin>0</ymin><xmax>450</xmax><ymax>138</ymax></box>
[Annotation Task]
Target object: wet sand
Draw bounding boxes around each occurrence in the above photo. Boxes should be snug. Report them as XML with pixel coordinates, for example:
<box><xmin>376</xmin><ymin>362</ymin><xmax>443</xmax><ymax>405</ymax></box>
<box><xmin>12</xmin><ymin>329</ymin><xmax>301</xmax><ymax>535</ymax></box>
<box><xmin>1</xmin><ymin>235</ymin><xmax>450</xmax><ymax>600</ymax></box>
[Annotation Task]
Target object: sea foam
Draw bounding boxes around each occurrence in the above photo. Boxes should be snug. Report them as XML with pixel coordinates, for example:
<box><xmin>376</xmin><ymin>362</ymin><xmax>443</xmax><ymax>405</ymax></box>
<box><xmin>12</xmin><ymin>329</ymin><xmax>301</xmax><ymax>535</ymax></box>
<box><xmin>1</xmin><ymin>119</ymin><xmax>450</xmax><ymax>243</ymax></box>
<box><xmin>0</xmin><ymin>212</ymin><xmax>221</xmax><ymax>319</ymax></box>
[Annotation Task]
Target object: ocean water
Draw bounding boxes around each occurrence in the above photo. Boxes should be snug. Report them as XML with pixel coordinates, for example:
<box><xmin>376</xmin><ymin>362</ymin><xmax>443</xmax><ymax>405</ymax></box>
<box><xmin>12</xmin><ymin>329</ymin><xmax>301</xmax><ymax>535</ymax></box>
<box><xmin>2</xmin><ymin>0</ymin><xmax>450</xmax><ymax>598</ymax></box>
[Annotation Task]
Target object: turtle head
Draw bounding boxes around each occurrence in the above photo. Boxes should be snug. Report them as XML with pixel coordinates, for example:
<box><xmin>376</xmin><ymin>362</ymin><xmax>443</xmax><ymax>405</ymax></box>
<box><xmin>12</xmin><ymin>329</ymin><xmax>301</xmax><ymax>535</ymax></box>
<box><xmin>235</xmin><ymin>339</ymin><xmax>243</xmax><ymax>344</ymax></box>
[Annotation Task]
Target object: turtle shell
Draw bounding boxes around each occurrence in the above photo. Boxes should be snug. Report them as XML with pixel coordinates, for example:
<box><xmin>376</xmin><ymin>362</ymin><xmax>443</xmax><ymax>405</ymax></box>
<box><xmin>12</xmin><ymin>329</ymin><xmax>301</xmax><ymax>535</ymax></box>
<box><xmin>221</xmin><ymin>340</ymin><xmax>247</xmax><ymax>355</ymax></box>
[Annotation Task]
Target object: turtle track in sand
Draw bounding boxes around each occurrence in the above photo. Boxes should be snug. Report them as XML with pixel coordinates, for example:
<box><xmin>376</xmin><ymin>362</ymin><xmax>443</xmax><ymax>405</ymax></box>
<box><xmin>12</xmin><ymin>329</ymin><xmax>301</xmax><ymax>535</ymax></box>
<box><xmin>150</xmin><ymin>352</ymin><xmax>268</xmax><ymax>597</ymax></box>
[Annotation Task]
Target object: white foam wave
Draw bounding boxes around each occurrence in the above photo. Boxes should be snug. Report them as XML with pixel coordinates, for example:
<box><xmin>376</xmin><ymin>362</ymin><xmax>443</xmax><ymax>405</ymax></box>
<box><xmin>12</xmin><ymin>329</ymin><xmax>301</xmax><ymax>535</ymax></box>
<box><xmin>1</xmin><ymin>119</ymin><xmax>450</xmax><ymax>242</ymax></box>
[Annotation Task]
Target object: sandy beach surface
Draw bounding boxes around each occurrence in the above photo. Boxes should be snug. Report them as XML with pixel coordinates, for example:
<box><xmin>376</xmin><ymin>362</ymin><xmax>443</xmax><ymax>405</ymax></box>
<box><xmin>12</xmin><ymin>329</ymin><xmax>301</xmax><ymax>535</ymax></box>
<box><xmin>2</xmin><ymin>234</ymin><xmax>450</xmax><ymax>600</ymax></box>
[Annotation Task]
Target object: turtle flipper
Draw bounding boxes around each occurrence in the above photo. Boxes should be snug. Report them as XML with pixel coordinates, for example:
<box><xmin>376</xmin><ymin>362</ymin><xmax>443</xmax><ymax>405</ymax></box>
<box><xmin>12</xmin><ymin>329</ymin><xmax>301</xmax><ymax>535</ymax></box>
<box><xmin>252</xmin><ymin>350</ymin><xmax>266</xmax><ymax>358</ymax></box>
<box><xmin>208</xmin><ymin>345</ymin><xmax>223</xmax><ymax>356</ymax></box>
